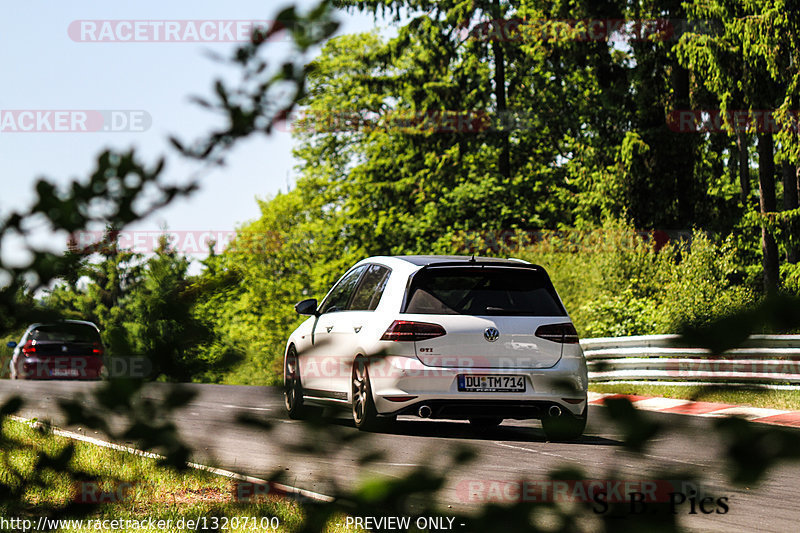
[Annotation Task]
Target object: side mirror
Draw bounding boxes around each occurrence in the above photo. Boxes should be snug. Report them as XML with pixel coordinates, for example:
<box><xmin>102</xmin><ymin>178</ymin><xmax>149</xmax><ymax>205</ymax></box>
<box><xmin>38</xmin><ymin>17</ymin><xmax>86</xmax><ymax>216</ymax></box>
<box><xmin>6</xmin><ymin>341</ymin><xmax>17</xmax><ymax>348</ymax></box>
<box><xmin>295</xmin><ymin>298</ymin><xmax>318</xmax><ymax>316</ymax></box>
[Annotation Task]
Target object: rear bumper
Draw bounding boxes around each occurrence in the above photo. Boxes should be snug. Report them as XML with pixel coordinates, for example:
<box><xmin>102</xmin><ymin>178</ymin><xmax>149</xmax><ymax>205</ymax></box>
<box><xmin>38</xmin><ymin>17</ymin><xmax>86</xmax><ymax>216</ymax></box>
<box><xmin>389</xmin><ymin>399</ymin><xmax>584</xmax><ymax>420</ymax></box>
<box><xmin>14</xmin><ymin>356</ymin><xmax>104</xmax><ymax>380</ymax></box>
<box><xmin>370</xmin><ymin>354</ymin><xmax>588</xmax><ymax>418</ymax></box>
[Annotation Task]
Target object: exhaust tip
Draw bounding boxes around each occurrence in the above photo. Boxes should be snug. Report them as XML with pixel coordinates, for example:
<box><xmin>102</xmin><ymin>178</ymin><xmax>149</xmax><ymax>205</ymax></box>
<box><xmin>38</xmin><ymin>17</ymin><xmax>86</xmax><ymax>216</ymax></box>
<box><xmin>418</xmin><ymin>405</ymin><xmax>432</xmax><ymax>418</ymax></box>
<box><xmin>548</xmin><ymin>405</ymin><xmax>562</xmax><ymax>418</ymax></box>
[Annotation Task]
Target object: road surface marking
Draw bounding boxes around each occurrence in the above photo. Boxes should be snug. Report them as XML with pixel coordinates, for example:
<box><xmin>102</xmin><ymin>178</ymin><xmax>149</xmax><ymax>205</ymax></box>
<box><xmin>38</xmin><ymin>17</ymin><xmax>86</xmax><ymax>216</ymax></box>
<box><xmin>492</xmin><ymin>441</ymin><xmax>565</xmax><ymax>459</ymax></box>
<box><xmin>222</xmin><ymin>404</ymin><xmax>272</xmax><ymax>411</ymax></box>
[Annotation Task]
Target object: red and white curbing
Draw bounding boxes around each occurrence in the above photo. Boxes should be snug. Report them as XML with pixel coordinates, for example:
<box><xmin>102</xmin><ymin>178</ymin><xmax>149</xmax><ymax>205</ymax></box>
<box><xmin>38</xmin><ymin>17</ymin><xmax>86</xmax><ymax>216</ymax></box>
<box><xmin>588</xmin><ymin>392</ymin><xmax>800</xmax><ymax>428</ymax></box>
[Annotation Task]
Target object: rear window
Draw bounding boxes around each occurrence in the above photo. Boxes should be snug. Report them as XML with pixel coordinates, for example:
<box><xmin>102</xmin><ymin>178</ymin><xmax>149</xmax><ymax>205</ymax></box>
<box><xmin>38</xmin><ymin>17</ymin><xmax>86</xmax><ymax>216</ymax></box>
<box><xmin>30</xmin><ymin>324</ymin><xmax>101</xmax><ymax>343</ymax></box>
<box><xmin>404</xmin><ymin>266</ymin><xmax>567</xmax><ymax>316</ymax></box>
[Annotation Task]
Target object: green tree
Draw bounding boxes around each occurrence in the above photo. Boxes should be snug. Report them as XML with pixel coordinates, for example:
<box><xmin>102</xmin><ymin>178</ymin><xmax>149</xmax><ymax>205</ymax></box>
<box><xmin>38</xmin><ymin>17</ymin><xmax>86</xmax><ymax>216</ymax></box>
<box><xmin>193</xmin><ymin>191</ymin><xmax>328</xmax><ymax>384</ymax></box>
<box><xmin>676</xmin><ymin>0</ymin><xmax>800</xmax><ymax>292</ymax></box>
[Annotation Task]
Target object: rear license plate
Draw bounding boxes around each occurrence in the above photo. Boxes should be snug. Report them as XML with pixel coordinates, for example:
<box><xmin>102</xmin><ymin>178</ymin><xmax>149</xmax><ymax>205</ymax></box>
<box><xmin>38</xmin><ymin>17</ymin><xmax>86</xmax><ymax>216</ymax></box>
<box><xmin>51</xmin><ymin>368</ymin><xmax>80</xmax><ymax>377</ymax></box>
<box><xmin>458</xmin><ymin>375</ymin><xmax>526</xmax><ymax>392</ymax></box>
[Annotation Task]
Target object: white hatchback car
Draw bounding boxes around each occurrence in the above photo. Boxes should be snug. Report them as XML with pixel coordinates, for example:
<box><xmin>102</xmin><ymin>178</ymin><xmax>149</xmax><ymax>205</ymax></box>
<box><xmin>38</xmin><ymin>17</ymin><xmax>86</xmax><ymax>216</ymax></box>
<box><xmin>284</xmin><ymin>255</ymin><xmax>588</xmax><ymax>439</ymax></box>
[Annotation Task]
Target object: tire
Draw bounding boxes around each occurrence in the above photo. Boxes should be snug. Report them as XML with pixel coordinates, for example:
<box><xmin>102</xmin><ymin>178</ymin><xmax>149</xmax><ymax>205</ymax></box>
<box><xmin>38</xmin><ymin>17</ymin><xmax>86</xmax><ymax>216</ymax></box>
<box><xmin>351</xmin><ymin>357</ymin><xmax>383</xmax><ymax>431</ymax></box>
<box><xmin>541</xmin><ymin>407</ymin><xmax>587</xmax><ymax>441</ymax></box>
<box><xmin>284</xmin><ymin>347</ymin><xmax>317</xmax><ymax>420</ymax></box>
<box><xmin>469</xmin><ymin>417</ymin><xmax>503</xmax><ymax>429</ymax></box>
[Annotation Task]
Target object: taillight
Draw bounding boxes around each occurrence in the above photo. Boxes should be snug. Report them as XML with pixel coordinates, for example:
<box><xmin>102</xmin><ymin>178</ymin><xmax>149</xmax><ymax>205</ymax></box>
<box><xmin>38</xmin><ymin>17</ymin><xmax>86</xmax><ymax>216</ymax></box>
<box><xmin>21</xmin><ymin>340</ymin><xmax>36</xmax><ymax>356</ymax></box>
<box><xmin>92</xmin><ymin>342</ymin><xmax>104</xmax><ymax>356</ymax></box>
<box><xmin>535</xmin><ymin>323</ymin><xmax>579</xmax><ymax>344</ymax></box>
<box><xmin>380</xmin><ymin>320</ymin><xmax>446</xmax><ymax>342</ymax></box>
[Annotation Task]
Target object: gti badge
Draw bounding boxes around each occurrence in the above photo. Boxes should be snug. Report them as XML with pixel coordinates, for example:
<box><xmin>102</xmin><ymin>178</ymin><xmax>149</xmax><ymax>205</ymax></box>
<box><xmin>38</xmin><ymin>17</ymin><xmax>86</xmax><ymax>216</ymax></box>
<box><xmin>484</xmin><ymin>327</ymin><xmax>500</xmax><ymax>342</ymax></box>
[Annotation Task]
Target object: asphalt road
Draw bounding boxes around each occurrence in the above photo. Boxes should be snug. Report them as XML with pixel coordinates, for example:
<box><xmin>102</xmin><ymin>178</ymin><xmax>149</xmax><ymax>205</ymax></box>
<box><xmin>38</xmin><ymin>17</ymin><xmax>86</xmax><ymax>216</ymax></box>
<box><xmin>1</xmin><ymin>380</ymin><xmax>799</xmax><ymax>532</ymax></box>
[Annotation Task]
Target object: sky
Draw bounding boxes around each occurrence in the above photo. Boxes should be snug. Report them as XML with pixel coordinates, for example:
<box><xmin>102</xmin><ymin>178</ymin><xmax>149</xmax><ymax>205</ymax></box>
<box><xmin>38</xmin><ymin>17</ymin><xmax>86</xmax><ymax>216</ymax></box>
<box><xmin>0</xmin><ymin>1</ymin><xmax>385</xmax><ymax>270</ymax></box>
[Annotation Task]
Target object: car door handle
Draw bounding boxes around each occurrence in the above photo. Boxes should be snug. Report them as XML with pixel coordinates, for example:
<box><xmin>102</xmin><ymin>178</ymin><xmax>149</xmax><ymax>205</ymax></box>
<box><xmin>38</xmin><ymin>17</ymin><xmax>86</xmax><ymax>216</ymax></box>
<box><xmin>353</xmin><ymin>325</ymin><xmax>362</xmax><ymax>333</ymax></box>
<box><xmin>326</xmin><ymin>325</ymin><xmax>333</xmax><ymax>333</ymax></box>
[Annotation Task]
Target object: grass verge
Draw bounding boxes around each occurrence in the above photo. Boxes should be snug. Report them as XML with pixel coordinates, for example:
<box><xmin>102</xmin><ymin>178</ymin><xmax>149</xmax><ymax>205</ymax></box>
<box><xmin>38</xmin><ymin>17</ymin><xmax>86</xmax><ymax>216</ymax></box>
<box><xmin>590</xmin><ymin>383</ymin><xmax>800</xmax><ymax>411</ymax></box>
<box><xmin>0</xmin><ymin>418</ymin><xmax>357</xmax><ymax>532</ymax></box>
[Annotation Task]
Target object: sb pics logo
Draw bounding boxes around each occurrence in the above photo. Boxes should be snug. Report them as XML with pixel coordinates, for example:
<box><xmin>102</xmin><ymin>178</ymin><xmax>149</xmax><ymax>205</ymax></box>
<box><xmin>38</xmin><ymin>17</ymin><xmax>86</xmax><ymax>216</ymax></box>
<box><xmin>592</xmin><ymin>485</ymin><xmax>729</xmax><ymax>516</ymax></box>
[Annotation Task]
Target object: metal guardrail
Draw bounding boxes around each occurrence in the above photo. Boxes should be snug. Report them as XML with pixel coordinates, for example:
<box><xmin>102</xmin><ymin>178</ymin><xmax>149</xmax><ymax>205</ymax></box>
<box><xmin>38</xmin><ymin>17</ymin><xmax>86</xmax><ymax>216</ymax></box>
<box><xmin>581</xmin><ymin>334</ymin><xmax>800</xmax><ymax>386</ymax></box>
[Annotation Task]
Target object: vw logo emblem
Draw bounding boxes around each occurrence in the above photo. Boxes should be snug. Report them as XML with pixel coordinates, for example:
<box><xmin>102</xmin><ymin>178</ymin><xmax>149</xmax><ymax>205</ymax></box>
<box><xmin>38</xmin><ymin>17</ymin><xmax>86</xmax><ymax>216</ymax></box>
<box><xmin>484</xmin><ymin>327</ymin><xmax>500</xmax><ymax>342</ymax></box>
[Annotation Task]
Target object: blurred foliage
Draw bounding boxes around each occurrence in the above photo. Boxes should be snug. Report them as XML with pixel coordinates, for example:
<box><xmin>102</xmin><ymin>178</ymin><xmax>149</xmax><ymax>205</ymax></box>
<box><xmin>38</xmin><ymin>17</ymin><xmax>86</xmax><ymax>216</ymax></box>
<box><xmin>43</xmin><ymin>233</ymin><xmax>243</xmax><ymax>382</ymax></box>
<box><xmin>510</xmin><ymin>223</ymin><xmax>759</xmax><ymax>339</ymax></box>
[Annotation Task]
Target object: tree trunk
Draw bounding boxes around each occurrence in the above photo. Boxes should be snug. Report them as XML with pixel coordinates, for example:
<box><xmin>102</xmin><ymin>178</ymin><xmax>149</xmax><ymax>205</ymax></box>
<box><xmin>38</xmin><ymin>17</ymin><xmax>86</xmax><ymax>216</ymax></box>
<box><xmin>671</xmin><ymin>63</ymin><xmax>695</xmax><ymax>225</ymax></box>
<box><xmin>491</xmin><ymin>0</ymin><xmax>509</xmax><ymax>179</ymax></box>
<box><xmin>783</xmin><ymin>161</ymin><xmax>799</xmax><ymax>263</ymax></box>
<box><xmin>758</xmin><ymin>133</ymin><xmax>779</xmax><ymax>292</ymax></box>
<box><xmin>737</xmin><ymin>130</ymin><xmax>750</xmax><ymax>205</ymax></box>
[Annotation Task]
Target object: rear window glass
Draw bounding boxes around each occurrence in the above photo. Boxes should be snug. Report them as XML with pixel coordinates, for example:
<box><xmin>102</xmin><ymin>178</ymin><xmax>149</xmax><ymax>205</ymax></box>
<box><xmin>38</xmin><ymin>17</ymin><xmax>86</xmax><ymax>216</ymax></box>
<box><xmin>30</xmin><ymin>324</ymin><xmax>101</xmax><ymax>343</ymax></box>
<box><xmin>404</xmin><ymin>266</ymin><xmax>566</xmax><ymax>316</ymax></box>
